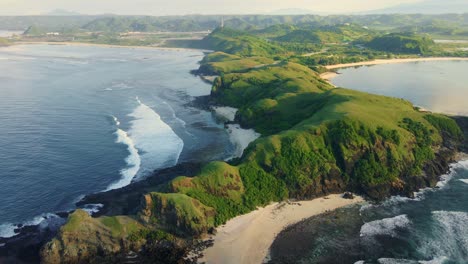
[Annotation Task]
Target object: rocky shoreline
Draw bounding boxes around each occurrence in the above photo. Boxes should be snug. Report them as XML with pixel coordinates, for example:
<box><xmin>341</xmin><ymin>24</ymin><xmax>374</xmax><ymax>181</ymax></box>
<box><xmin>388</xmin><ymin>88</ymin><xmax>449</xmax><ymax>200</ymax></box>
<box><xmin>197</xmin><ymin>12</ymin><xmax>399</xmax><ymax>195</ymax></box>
<box><xmin>0</xmin><ymin>162</ymin><xmax>203</xmax><ymax>263</ymax></box>
<box><xmin>1</xmin><ymin>78</ymin><xmax>467</xmax><ymax>264</ymax></box>
<box><xmin>2</xmin><ymin>118</ymin><xmax>467</xmax><ymax>264</ymax></box>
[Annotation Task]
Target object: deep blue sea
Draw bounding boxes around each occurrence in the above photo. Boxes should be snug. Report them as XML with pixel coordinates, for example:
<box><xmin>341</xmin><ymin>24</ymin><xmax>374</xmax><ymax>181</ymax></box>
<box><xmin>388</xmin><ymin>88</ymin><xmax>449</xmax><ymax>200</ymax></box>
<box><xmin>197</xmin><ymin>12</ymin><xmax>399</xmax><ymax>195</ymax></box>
<box><xmin>270</xmin><ymin>61</ymin><xmax>468</xmax><ymax>264</ymax></box>
<box><xmin>0</xmin><ymin>44</ymin><xmax>232</xmax><ymax>238</ymax></box>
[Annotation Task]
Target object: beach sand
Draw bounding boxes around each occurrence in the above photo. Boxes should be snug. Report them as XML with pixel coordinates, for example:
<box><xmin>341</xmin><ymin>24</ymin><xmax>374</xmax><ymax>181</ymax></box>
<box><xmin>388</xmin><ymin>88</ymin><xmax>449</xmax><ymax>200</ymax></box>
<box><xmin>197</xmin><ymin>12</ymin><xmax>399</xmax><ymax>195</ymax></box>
<box><xmin>320</xmin><ymin>57</ymin><xmax>468</xmax><ymax>83</ymax></box>
<box><xmin>325</xmin><ymin>57</ymin><xmax>468</xmax><ymax>70</ymax></box>
<box><xmin>319</xmin><ymin>71</ymin><xmax>339</xmax><ymax>81</ymax></box>
<box><xmin>198</xmin><ymin>194</ymin><xmax>364</xmax><ymax>264</ymax></box>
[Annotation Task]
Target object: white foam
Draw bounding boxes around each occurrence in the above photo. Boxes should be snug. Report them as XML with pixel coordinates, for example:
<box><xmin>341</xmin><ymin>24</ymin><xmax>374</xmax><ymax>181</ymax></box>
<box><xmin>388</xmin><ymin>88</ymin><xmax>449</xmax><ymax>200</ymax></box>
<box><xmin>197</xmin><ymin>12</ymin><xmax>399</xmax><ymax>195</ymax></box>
<box><xmin>360</xmin><ymin>214</ymin><xmax>411</xmax><ymax>238</ymax></box>
<box><xmin>112</xmin><ymin>115</ymin><xmax>121</xmax><ymax>126</ymax></box>
<box><xmin>362</xmin><ymin>159</ymin><xmax>468</xmax><ymax>213</ymax></box>
<box><xmin>81</xmin><ymin>204</ymin><xmax>104</xmax><ymax>215</ymax></box>
<box><xmin>377</xmin><ymin>258</ymin><xmax>418</xmax><ymax>264</ymax></box>
<box><xmin>213</xmin><ymin>106</ymin><xmax>238</xmax><ymax>122</ymax></box>
<box><xmin>416</xmin><ymin>211</ymin><xmax>468</xmax><ymax>260</ymax></box>
<box><xmin>226</xmin><ymin>124</ymin><xmax>260</xmax><ymax>159</ymax></box>
<box><xmin>432</xmin><ymin>211</ymin><xmax>468</xmax><ymax>251</ymax></box>
<box><xmin>0</xmin><ymin>213</ymin><xmax>65</xmax><ymax>238</ymax></box>
<box><xmin>419</xmin><ymin>256</ymin><xmax>450</xmax><ymax>264</ymax></box>
<box><xmin>128</xmin><ymin>98</ymin><xmax>184</xmax><ymax>178</ymax></box>
<box><xmin>107</xmin><ymin>98</ymin><xmax>184</xmax><ymax>190</ymax></box>
<box><xmin>0</xmin><ymin>223</ymin><xmax>18</xmax><ymax>238</ymax></box>
<box><xmin>104</xmin><ymin>88</ymin><xmax>113</xmax><ymax>91</ymax></box>
<box><xmin>107</xmin><ymin>128</ymin><xmax>141</xmax><ymax>190</ymax></box>
<box><xmin>354</xmin><ymin>261</ymin><xmax>365</xmax><ymax>264</ymax></box>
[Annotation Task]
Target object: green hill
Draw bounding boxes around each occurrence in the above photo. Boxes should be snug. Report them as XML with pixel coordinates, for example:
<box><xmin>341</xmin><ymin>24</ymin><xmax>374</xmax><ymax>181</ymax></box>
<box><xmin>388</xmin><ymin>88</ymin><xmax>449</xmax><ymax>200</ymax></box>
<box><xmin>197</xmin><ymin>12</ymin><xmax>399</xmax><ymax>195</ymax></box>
<box><xmin>366</xmin><ymin>33</ymin><xmax>435</xmax><ymax>54</ymax></box>
<box><xmin>274</xmin><ymin>24</ymin><xmax>375</xmax><ymax>44</ymax></box>
<box><xmin>40</xmin><ymin>27</ymin><xmax>465</xmax><ymax>264</ymax></box>
<box><xmin>23</xmin><ymin>25</ymin><xmax>47</xmax><ymax>36</ymax></box>
<box><xmin>198</xmin><ymin>27</ymin><xmax>285</xmax><ymax>57</ymax></box>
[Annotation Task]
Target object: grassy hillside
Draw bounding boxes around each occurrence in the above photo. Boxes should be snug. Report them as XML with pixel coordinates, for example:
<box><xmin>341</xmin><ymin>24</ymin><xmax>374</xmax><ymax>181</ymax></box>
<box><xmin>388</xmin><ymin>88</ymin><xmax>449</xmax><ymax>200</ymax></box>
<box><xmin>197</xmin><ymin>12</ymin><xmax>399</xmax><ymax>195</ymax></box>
<box><xmin>366</xmin><ymin>33</ymin><xmax>435</xmax><ymax>54</ymax></box>
<box><xmin>41</xmin><ymin>26</ymin><xmax>465</xmax><ymax>263</ymax></box>
<box><xmin>198</xmin><ymin>27</ymin><xmax>285</xmax><ymax>57</ymax></box>
<box><xmin>274</xmin><ymin>24</ymin><xmax>375</xmax><ymax>44</ymax></box>
<box><xmin>197</xmin><ymin>52</ymin><xmax>275</xmax><ymax>75</ymax></box>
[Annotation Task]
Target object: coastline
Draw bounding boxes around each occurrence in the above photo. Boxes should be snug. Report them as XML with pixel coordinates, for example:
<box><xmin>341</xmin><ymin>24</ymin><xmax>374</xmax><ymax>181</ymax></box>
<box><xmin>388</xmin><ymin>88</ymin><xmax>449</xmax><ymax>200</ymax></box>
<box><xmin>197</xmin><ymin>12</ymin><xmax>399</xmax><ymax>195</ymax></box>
<box><xmin>320</xmin><ymin>57</ymin><xmax>468</xmax><ymax>82</ymax></box>
<box><xmin>11</xmin><ymin>41</ymin><xmax>212</xmax><ymax>52</ymax></box>
<box><xmin>198</xmin><ymin>194</ymin><xmax>364</xmax><ymax>264</ymax></box>
<box><xmin>268</xmin><ymin>154</ymin><xmax>468</xmax><ymax>263</ymax></box>
<box><xmin>324</xmin><ymin>57</ymin><xmax>468</xmax><ymax>70</ymax></box>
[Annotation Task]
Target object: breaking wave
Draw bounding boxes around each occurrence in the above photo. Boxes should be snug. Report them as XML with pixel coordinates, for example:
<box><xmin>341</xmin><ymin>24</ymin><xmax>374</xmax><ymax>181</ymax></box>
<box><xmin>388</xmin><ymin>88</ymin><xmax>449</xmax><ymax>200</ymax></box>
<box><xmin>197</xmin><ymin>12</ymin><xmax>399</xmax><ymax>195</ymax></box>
<box><xmin>360</xmin><ymin>214</ymin><xmax>411</xmax><ymax>238</ymax></box>
<box><xmin>107</xmin><ymin>97</ymin><xmax>184</xmax><ymax>190</ymax></box>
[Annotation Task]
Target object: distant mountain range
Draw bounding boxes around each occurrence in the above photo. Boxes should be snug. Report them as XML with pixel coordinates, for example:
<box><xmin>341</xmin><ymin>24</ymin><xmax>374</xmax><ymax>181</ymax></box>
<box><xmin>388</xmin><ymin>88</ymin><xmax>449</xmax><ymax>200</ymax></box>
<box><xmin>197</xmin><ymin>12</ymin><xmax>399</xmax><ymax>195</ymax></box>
<box><xmin>365</xmin><ymin>0</ymin><xmax>468</xmax><ymax>14</ymax></box>
<box><xmin>269</xmin><ymin>8</ymin><xmax>322</xmax><ymax>15</ymax></box>
<box><xmin>42</xmin><ymin>9</ymin><xmax>83</xmax><ymax>16</ymax></box>
<box><xmin>270</xmin><ymin>1</ymin><xmax>467</xmax><ymax>15</ymax></box>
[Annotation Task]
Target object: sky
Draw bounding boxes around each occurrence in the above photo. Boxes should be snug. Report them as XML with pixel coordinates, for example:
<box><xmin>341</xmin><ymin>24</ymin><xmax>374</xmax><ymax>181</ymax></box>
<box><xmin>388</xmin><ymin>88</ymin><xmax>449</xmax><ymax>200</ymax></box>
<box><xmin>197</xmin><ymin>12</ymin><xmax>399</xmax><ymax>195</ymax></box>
<box><xmin>0</xmin><ymin>0</ymin><xmax>426</xmax><ymax>16</ymax></box>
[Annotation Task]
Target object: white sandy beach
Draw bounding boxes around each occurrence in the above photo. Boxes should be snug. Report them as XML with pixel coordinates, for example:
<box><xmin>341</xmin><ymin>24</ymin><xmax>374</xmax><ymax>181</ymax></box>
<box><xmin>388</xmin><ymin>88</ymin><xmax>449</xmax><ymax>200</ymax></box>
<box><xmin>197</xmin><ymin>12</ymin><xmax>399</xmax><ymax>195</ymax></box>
<box><xmin>199</xmin><ymin>194</ymin><xmax>364</xmax><ymax>264</ymax></box>
<box><xmin>320</xmin><ymin>57</ymin><xmax>468</xmax><ymax>82</ymax></box>
<box><xmin>325</xmin><ymin>57</ymin><xmax>468</xmax><ymax>70</ymax></box>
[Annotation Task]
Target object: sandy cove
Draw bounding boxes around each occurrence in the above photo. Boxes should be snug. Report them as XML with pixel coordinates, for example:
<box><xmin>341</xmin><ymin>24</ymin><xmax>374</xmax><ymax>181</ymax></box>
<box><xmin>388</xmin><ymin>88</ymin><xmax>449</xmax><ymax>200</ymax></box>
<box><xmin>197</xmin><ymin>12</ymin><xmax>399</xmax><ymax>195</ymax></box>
<box><xmin>320</xmin><ymin>57</ymin><xmax>468</xmax><ymax>81</ymax></box>
<box><xmin>198</xmin><ymin>194</ymin><xmax>364</xmax><ymax>264</ymax></box>
<box><xmin>325</xmin><ymin>57</ymin><xmax>468</xmax><ymax>70</ymax></box>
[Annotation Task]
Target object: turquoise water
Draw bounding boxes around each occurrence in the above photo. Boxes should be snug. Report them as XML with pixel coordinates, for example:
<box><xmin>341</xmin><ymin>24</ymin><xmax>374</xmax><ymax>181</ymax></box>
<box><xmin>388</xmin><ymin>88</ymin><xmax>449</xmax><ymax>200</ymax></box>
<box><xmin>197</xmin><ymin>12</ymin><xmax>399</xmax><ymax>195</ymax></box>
<box><xmin>270</xmin><ymin>61</ymin><xmax>468</xmax><ymax>264</ymax></box>
<box><xmin>0</xmin><ymin>44</ymin><xmax>232</xmax><ymax>238</ymax></box>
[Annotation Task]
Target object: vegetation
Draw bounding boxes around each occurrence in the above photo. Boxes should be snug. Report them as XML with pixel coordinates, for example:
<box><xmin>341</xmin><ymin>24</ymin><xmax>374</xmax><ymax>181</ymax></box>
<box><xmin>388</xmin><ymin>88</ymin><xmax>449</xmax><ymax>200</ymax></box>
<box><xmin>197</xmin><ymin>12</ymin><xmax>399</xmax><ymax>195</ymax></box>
<box><xmin>198</xmin><ymin>27</ymin><xmax>285</xmax><ymax>57</ymax></box>
<box><xmin>274</xmin><ymin>24</ymin><xmax>375</xmax><ymax>44</ymax></box>
<box><xmin>198</xmin><ymin>52</ymin><xmax>275</xmax><ymax>74</ymax></box>
<box><xmin>366</xmin><ymin>33</ymin><xmax>435</xmax><ymax>54</ymax></box>
<box><xmin>23</xmin><ymin>25</ymin><xmax>47</xmax><ymax>36</ymax></box>
<box><xmin>40</xmin><ymin>20</ymin><xmax>467</xmax><ymax>263</ymax></box>
<box><xmin>367</xmin><ymin>33</ymin><xmax>434</xmax><ymax>54</ymax></box>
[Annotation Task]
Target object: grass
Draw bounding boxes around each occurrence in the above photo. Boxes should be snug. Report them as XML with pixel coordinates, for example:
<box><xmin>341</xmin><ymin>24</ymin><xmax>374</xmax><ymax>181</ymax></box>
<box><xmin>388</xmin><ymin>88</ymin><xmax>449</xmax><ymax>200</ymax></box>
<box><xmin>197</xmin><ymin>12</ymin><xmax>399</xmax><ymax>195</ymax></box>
<box><xmin>51</xmin><ymin>26</ymin><xmax>466</xmax><ymax>249</ymax></box>
<box><xmin>199</xmin><ymin>27</ymin><xmax>286</xmax><ymax>57</ymax></box>
<box><xmin>149</xmin><ymin>193</ymin><xmax>216</xmax><ymax>235</ymax></box>
<box><xmin>199</xmin><ymin>52</ymin><xmax>275</xmax><ymax>74</ymax></box>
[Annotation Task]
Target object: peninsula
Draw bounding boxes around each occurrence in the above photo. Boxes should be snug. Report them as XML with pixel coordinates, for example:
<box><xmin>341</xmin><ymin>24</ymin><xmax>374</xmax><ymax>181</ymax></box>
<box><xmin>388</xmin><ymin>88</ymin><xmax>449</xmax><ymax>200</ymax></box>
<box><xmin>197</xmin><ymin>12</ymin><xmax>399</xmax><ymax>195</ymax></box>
<box><xmin>38</xmin><ymin>27</ymin><xmax>467</xmax><ymax>263</ymax></box>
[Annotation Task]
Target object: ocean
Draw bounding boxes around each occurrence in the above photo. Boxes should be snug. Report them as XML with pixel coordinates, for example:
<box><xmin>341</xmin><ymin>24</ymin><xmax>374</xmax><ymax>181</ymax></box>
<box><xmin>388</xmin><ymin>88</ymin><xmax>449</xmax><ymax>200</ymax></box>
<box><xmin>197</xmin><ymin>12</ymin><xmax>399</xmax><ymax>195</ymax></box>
<box><xmin>0</xmin><ymin>44</ymin><xmax>233</xmax><ymax>238</ymax></box>
<box><xmin>270</xmin><ymin>61</ymin><xmax>468</xmax><ymax>264</ymax></box>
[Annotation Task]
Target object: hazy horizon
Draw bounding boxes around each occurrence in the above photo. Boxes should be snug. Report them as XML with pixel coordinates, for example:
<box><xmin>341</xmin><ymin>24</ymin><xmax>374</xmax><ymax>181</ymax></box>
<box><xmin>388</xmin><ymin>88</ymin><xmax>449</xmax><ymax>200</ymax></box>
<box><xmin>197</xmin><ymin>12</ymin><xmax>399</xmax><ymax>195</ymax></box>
<box><xmin>1</xmin><ymin>0</ymin><xmax>467</xmax><ymax>16</ymax></box>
